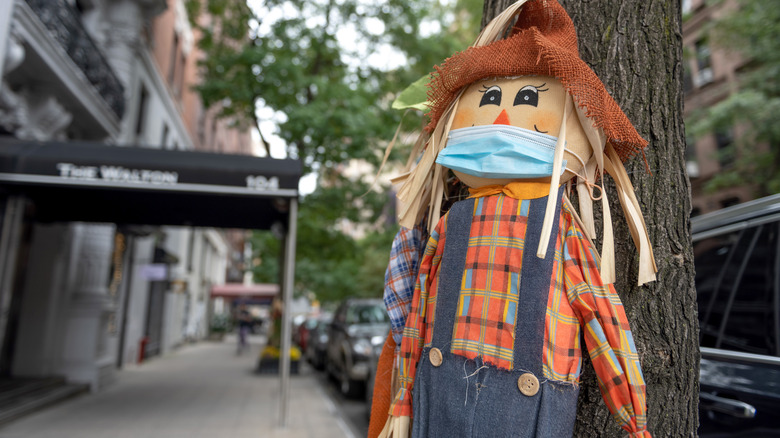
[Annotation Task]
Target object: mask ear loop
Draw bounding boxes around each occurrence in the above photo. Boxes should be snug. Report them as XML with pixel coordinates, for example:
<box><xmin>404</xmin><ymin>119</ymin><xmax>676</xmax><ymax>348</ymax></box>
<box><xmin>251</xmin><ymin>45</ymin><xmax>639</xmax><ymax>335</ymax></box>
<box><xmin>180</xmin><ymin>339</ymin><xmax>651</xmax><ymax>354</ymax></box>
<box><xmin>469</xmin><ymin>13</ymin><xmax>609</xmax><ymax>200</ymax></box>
<box><xmin>536</xmin><ymin>93</ymin><xmax>571</xmax><ymax>259</ymax></box>
<box><xmin>573</xmin><ymin>102</ymin><xmax>615</xmax><ymax>284</ymax></box>
<box><xmin>574</xmin><ymin>157</ymin><xmax>598</xmax><ymax>239</ymax></box>
<box><xmin>564</xmin><ymin>152</ymin><xmax>604</xmax><ymax>240</ymax></box>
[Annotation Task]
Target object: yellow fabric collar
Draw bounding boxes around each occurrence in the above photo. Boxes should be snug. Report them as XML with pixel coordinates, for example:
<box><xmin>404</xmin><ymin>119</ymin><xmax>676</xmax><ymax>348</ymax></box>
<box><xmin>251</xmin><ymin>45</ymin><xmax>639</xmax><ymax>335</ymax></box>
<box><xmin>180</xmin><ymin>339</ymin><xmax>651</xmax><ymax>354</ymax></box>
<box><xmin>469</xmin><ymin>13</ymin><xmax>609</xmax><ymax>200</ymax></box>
<box><xmin>467</xmin><ymin>181</ymin><xmax>552</xmax><ymax>200</ymax></box>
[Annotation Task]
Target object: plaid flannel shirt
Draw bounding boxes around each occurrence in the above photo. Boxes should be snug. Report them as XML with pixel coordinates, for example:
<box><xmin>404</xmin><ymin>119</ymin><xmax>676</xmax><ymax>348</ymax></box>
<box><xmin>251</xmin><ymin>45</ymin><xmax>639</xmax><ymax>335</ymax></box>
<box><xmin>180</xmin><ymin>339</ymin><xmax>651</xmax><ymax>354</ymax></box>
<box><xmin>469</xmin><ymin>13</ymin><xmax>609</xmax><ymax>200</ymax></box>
<box><xmin>384</xmin><ymin>224</ymin><xmax>426</xmax><ymax>345</ymax></box>
<box><xmin>389</xmin><ymin>192</ymin><xmax>649</xmax><ymax>437</ymax></box>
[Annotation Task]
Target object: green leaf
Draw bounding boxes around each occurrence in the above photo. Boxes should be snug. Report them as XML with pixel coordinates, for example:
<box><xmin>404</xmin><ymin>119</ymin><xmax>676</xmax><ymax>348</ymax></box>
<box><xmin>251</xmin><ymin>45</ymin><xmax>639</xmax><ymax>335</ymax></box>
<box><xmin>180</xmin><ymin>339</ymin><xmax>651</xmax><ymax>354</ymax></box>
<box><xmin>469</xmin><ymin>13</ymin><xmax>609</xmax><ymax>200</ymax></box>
<box><xmin>391</xmin><ymin>74</ymin><xmax>431</xmax><ymax>112</ymax></box>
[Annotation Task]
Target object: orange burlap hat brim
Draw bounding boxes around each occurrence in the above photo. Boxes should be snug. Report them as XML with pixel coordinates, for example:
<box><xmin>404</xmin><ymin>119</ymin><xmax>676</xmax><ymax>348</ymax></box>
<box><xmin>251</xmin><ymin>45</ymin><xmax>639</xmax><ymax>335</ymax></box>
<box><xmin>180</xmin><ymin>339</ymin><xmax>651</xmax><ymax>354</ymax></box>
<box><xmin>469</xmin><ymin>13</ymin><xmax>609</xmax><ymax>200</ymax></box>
<box><xmin>425</xmin><ymin>0</ymin><xmax>647</xmax><ymax>162</ymax></box>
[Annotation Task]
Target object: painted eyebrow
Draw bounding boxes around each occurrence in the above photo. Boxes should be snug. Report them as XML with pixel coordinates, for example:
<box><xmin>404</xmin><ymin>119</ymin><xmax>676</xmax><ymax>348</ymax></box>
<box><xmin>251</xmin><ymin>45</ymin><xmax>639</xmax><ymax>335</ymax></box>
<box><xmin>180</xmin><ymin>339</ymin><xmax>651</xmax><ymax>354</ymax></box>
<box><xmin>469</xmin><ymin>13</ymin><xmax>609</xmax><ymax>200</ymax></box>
<box><xmin>479</xmin><ymin>84</ymin><xmax>501</xmax><ymax>93</ymax></box>
<box><xmin>520</xmin><ymin>83</ymin><xmax>549</xmax><ymax>92</ymax></box>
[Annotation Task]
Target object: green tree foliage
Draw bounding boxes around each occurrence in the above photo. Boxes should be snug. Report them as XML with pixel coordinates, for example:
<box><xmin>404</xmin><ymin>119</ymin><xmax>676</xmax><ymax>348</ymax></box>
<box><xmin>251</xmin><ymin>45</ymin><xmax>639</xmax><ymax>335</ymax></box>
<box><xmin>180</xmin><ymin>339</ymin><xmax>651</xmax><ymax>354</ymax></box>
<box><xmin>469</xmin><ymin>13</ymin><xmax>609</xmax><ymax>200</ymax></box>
<box><xmin>186</xmin><ymin>0</ymin><xmax>479</xmax><ymax>168</ymax></box>
<box><xmin>687</xmin><ymin>0</ymin><xmax>780</xmax><ymax>195</ymax></box>
<box><xmin>187</xmin><ymin>0</ymin><xmax>482</xmax><ymax>303</ymax></box>
<box><xmin>250</xmin><ymin>179</ymin><xmax>395</xmax><ymax>302</ymax></box>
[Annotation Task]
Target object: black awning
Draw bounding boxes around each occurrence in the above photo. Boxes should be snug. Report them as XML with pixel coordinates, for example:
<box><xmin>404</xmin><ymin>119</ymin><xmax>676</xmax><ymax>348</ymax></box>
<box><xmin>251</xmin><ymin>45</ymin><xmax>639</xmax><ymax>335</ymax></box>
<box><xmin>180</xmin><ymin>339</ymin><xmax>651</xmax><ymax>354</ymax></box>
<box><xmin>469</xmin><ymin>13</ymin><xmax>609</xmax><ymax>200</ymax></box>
<box><xmin>0</xmin><ymin>137</ymin><xmax>302</xmax><ymax>229</ymax></box>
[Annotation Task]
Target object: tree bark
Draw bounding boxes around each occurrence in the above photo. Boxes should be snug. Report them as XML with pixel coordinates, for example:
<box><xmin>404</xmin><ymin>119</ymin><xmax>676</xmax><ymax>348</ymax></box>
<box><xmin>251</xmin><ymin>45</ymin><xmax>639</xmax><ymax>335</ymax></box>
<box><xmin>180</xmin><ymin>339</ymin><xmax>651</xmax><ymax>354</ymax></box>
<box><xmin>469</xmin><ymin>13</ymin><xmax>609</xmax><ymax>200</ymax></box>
<box><xmin>481</xmin><ymin>1</ymin><xmax>699</xmax><ymax>436</ymax></box>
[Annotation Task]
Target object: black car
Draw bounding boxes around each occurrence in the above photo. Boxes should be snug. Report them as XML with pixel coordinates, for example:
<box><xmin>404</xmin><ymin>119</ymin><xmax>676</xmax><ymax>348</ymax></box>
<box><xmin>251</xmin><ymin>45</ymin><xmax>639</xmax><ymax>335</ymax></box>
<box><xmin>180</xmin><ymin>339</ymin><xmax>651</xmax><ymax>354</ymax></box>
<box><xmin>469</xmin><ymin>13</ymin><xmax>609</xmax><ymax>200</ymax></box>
<box><xmin>693</xmin><ymin>194</ymin><xmax>780</xmax><ymax>436</ymax></box>
<box><xmin>306</xmin><ymin>315</ymin><xmax>333</xmax><ymax>370</ymax></box>
<box><xmin>326</xmin><ymin>298</ymin><xmax>389</xmax><ymax>398</ymax></box>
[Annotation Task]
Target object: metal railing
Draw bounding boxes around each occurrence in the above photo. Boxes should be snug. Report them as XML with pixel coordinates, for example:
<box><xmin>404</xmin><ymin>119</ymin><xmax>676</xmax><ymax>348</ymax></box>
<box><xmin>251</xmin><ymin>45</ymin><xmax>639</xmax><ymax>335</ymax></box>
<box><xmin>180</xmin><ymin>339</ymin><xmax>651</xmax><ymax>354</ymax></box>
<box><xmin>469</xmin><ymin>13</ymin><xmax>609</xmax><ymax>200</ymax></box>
<box><xmin>24</xmin><ymin>0</ymin><xmax>125</xmax><ymax>119</ymax></box>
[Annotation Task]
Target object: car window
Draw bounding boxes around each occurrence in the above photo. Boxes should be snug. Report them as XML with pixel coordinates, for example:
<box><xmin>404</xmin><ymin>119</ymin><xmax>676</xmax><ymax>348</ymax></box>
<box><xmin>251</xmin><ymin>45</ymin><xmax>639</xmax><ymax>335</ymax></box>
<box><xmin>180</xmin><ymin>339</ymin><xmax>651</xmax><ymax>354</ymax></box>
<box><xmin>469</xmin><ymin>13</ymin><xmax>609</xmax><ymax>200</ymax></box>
<box><xmin>695</xmin><ymin>222</ymin><xmax>779</xmax><ymax>356</ymax></box>
<box><xmin>345</xmin><ymin>304</ymin><xmax>389</xmax><ymax>324</ymax></box>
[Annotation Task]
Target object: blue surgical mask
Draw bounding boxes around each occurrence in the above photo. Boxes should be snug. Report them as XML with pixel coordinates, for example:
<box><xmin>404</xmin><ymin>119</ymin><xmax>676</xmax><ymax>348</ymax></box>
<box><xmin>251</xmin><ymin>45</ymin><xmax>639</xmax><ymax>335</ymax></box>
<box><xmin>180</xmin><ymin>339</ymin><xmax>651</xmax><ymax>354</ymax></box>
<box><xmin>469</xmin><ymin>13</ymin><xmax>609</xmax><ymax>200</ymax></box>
<box><xmin>436</xmin><ymin>124</ymin><xmax>567</xmax><ymax>179</ymax></box>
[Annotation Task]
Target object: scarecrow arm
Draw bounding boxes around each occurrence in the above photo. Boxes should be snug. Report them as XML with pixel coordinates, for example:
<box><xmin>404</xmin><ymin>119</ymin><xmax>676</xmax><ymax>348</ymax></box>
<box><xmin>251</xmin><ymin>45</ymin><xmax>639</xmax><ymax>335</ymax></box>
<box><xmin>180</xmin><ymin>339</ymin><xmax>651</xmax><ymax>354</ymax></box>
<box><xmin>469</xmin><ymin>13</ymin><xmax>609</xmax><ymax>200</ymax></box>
<box><xmin>383</xmin><ymin>224</ymin><xmax>426</xmax><ymax>347</ymax></box>
<box><xmin>387</xmin><ymin>215</ymin><xmax>447</xmax><ymax>418</ymax></box>
<box><xmin>561</xmin><ymin>211</ymin><xmax>651</xmax><ymax>437</ymax></box>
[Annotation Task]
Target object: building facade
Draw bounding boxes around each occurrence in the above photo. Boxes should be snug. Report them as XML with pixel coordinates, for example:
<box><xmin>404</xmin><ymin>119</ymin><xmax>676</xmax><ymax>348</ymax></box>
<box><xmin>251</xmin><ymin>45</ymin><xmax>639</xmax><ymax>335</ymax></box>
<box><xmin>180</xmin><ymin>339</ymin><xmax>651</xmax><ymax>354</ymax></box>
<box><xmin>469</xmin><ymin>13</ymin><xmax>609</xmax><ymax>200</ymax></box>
<box><xmin>682</xmin><ymin>0</ymin><xmax>756</xmax><ymax>216</ymax></box>
<box><xmin>0</xmin><ymin>0</ymin><xmax>250</xmax><ymax>393</ymax></box>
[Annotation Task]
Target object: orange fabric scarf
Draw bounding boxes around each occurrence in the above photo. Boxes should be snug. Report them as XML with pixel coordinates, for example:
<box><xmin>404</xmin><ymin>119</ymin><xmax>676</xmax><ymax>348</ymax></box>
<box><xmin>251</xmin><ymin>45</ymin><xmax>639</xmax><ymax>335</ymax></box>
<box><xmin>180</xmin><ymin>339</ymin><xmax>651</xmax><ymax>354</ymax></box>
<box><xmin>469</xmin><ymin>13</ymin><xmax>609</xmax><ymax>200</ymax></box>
<box><xmin>468</xmin><ymin>181</ymin><xmax>552</xmax><ymax>200</ymax></box>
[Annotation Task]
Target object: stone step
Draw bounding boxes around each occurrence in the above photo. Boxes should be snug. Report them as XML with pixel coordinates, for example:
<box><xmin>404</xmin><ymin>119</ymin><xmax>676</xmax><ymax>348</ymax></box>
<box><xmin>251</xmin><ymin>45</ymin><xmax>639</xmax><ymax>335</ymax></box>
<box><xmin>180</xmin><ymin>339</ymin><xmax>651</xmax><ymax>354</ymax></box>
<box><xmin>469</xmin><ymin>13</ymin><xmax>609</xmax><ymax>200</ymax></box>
<box><xmin>0</xmin><ymin>377</ymin><xmax>67</xmax><ymax>405</ymax></box>
<box><xmin>0</xmin><ymin>379</ymin><xmax>88</xmax><ymax>426</ymax></box>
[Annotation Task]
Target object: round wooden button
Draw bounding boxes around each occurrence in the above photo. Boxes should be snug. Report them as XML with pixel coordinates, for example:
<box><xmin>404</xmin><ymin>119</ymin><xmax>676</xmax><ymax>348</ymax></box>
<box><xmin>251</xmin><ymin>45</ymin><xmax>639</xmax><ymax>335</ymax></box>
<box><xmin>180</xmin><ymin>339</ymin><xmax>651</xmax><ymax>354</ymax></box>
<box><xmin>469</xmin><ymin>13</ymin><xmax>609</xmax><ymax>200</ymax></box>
<box><xmin>429</xmin><ymin>347</ymin><xmax>443</xmax><ymax>367</ymax></box>
<box><xmin>517</xmin><ymin>373</ymin><xmax>539</xmax><ymax>396</ymax></box>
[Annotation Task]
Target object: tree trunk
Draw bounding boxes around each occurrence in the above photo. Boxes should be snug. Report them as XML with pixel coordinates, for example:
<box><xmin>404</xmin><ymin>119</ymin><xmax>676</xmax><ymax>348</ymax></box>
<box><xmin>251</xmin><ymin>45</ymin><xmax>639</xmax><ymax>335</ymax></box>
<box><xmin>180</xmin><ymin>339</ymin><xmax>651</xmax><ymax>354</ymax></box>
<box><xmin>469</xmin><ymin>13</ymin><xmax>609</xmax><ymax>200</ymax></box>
<box><xmin>481</xmin><ymin>1</ymin><xmax>699</xmax><ymax>436</ymax></box>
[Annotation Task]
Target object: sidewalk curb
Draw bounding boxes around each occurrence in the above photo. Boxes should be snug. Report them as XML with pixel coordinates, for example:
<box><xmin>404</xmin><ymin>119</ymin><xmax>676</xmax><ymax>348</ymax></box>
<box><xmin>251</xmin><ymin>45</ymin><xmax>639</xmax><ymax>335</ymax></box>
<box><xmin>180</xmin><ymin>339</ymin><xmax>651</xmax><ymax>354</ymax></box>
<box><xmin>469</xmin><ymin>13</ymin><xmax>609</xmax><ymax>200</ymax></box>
<box><xmin>314</xmin><ymin>382</ymin><xmax>358</xmax><ymax>438</ymax></box>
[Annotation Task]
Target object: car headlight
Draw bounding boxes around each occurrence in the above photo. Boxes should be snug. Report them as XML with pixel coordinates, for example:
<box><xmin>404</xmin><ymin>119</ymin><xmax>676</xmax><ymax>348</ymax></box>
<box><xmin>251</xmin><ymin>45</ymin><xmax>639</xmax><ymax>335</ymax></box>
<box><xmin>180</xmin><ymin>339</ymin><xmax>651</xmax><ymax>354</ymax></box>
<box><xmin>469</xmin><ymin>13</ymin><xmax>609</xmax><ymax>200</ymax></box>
<box><xmin>353</xmin><ymin>338</ymin><xmax>373</xmax><ymax>356</ymax></box>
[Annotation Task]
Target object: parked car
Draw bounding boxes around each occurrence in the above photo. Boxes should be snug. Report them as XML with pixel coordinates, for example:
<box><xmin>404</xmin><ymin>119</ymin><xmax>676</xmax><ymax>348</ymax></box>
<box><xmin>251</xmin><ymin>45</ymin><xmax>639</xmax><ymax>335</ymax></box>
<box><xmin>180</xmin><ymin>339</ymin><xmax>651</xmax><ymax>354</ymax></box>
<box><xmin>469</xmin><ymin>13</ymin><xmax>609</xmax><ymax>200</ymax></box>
<box><xmin>326</xmin><ymin>298</ymin><xmax>389</xmax><ymax>398</ymax></box>
<box><xmin>306</xmin><ymin>315</ymin><xmax>333</xmax><ymax>370</ymax></box>
<box><xmin>296</xmin><ymin>313</ymin><xmax>332</xmax><ymax>356</ymax></box>
<box><xmin>692</xmin><ymin>194</ymin><xmax>780</xmax><ymax>436</ymax></box>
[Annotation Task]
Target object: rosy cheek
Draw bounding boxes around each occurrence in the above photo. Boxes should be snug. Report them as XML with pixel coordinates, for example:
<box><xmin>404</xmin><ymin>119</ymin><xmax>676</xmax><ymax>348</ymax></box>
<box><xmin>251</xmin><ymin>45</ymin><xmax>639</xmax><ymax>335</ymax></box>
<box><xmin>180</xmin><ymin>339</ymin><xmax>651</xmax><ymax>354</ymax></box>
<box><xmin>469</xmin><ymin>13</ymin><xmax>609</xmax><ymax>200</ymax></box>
<box><xmin>531</xmin><ymin>111</ymin><xmax>560</xmax><ymax>134</ymax></box>
<box><xmin>452</xmin><ymin>109</ymin><xmax>475</xmax><ymax>129</ymax></box>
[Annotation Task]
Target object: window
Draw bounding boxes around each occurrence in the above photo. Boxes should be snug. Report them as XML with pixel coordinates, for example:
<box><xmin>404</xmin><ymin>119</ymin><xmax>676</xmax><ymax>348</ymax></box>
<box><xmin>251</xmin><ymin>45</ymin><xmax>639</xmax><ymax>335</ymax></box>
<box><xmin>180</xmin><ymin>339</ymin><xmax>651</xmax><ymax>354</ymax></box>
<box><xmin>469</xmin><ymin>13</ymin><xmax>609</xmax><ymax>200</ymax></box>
<box><xmin>695</xmin><ymin>222</ymin><xmax>779</xmax><ymax>356</ymax></box>
<box><xmin>715</xmin><ymin>128</ymin><xmax>734</xmax><ymax>169</ymax></box>
<box><xmin>168</xmin><ymin>34</ymin><xmax>179</xmax><ymax>85</ymax></box>
<box><xmin>160</xmin><ymin>124</ymin><xmax>169</xmax><ymax>148</ymax></box>
<box><xmin>694</xmin><ymin>38</ymin><xmax>713</xmax><ymax>87</ymax></box>
<box><xmin>685</xmin><ymin>134</ymin><xmax>699</xmax><ymax>178</ymax></box>
<box><xmin>210</xmin><ymin>116</ymin><xmax>218</xmax><ymax>149</ymax></box>
<box><xmin>346</xmin><ymin>305</ymin><xmax>390</xmax><ymax>325</ymax></box>
<box><xmin>135</xmin><ymin>86</ymin><xmax>148</xmax><ymax>137</ymax></box>
<box><xmin>197</xmin><ymin>109</ymin><xmax>206</xmax><ymax>146</ymax></box>
<box><xmin>176</xmin><ymin>51</ymin><xmax>187</xmax><ymax>99</ymax></box>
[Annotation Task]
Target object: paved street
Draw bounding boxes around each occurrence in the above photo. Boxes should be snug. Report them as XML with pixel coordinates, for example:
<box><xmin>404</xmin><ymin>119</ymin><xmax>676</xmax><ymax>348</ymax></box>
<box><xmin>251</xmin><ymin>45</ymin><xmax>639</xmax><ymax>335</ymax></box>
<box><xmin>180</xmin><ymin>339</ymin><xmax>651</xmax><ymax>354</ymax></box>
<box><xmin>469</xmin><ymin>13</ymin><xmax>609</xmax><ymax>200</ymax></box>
<box><xmin>0</xmin><ymin>336</ymin><xmax>355</xmax><ymax>438</ymax></box>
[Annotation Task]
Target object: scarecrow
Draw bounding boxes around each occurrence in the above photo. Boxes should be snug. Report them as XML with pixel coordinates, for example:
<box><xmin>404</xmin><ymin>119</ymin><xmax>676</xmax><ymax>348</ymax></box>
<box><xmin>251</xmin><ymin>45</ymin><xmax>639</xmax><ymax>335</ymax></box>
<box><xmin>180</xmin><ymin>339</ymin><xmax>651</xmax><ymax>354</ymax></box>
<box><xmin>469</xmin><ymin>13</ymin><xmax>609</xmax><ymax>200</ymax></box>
<box><xmin>369</xmin><ymin>0</ymin><xmax>656</xmax><ymax>437</ymax></box>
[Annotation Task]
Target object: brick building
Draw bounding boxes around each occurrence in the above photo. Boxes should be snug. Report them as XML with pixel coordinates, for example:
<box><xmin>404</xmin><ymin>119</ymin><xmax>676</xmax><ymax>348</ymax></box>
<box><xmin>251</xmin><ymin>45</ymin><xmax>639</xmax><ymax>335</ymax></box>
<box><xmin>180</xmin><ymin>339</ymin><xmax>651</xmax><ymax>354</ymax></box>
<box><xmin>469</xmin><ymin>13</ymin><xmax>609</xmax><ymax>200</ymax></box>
<box><xmin>683</xmin><ymin>0</ymin><xmax>756</xmax><ymax>216</ymax></box>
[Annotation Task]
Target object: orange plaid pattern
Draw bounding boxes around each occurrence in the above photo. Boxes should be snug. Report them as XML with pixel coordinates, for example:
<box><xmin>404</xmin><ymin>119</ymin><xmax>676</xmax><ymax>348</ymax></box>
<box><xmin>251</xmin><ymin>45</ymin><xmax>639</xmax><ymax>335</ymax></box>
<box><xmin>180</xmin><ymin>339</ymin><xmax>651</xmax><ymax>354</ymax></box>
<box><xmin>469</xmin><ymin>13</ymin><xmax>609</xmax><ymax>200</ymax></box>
<box><xmin>544</xmin><ymin>203</ymin><xmax>648</xmax><ymax>433</ymax></box>
<box><xmin>390</xmin><ymin>193</ymin><xmax>648</xmax><ymax>436</ymax></box>
<box><xmin>450</xmin><ymin>195</ymin><xmax>528</xmax><ymax>369</ymax></box>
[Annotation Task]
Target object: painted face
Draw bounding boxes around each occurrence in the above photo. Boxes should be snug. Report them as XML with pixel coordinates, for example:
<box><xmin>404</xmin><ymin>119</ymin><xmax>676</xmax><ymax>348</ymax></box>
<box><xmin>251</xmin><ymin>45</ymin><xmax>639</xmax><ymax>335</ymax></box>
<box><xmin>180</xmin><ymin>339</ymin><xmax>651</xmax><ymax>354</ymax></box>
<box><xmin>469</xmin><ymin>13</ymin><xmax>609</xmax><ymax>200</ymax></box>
<box><xmin>448</xmin><ymin>76</ymin><xmax>592</xmax><ymax>188</ymax></box>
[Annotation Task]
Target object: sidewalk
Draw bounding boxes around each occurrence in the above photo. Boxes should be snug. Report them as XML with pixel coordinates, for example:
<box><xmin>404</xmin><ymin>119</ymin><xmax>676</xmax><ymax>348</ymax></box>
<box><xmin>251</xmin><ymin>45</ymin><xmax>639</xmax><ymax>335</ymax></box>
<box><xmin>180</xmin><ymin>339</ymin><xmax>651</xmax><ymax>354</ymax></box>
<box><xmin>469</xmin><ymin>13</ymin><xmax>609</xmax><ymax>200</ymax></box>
<box><xmin>0</xmin><ymin>336</ymin><xmax>355</xmax><ymax>438</ymax></box>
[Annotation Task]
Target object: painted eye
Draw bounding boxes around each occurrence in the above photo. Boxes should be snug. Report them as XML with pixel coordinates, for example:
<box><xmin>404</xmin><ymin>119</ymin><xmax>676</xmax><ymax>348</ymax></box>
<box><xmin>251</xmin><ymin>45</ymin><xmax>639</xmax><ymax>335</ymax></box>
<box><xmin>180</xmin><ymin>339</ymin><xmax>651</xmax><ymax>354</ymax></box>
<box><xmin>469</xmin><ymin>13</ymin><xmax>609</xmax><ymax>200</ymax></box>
<box><xmin>479</xmin><ymin>85</ymin><xmax>502</xmax><ymax>107</ymax></box>
<box><xmin>514</xmin><ymin>85</ymin><xmax>540</xmax><ymax>107</ymax></box>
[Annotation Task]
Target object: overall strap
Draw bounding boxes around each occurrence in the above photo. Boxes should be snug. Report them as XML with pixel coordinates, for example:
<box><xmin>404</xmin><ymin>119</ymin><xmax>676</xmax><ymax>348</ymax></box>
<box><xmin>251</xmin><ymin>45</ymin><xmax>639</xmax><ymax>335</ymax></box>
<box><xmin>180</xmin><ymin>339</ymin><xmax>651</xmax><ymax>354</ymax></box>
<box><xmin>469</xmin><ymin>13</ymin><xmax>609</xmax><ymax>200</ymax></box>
<box><xmin>431</xmin><ymin>198</ymin><xmax>474</xmax><ymax>349</ymax></box>
<box><xmin>511</xmin><ymin>186</ymin><xmax>564</xmax><ymax>374</ymax></box>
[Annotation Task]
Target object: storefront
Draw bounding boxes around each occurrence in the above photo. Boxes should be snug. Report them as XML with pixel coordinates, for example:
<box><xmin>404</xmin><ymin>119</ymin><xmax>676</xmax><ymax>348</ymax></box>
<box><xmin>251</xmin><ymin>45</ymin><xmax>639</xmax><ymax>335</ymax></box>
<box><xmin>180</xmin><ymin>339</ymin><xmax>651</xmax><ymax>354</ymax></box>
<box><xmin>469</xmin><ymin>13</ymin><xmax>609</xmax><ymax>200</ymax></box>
<box><xmin>0</xmin><ymin>137</ymin><xmax>301</xmax><ymax>416</ymax></box>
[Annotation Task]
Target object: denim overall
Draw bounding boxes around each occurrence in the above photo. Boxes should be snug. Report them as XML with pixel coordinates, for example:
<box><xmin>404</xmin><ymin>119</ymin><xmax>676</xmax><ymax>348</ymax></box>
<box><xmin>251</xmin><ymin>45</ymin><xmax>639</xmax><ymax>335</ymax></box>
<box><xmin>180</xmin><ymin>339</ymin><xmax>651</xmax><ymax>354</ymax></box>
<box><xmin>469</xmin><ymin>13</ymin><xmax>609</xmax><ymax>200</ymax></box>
<box><xmin>411</xmin><ymin>188</ymin><xmax>579</xmax><ymax>437</ymax></box>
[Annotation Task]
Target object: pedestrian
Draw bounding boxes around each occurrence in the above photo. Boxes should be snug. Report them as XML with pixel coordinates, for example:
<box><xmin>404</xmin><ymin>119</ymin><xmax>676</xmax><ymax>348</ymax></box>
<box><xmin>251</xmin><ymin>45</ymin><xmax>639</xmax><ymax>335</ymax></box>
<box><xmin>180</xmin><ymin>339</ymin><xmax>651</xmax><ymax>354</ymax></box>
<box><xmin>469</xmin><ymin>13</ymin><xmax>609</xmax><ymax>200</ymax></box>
<box><xmin>236</xmin><ymin>304</ymin><xmax>252</xmax><ymax>355</ymax></box>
